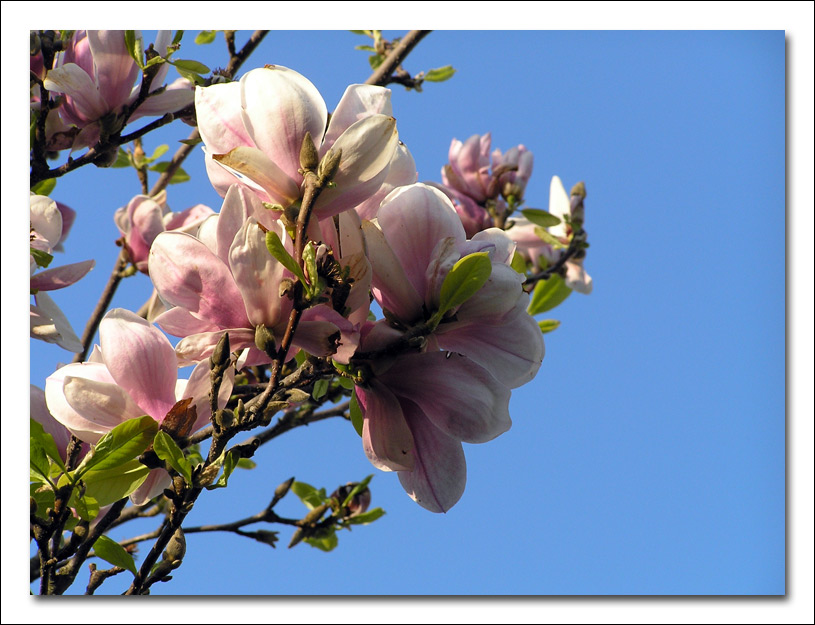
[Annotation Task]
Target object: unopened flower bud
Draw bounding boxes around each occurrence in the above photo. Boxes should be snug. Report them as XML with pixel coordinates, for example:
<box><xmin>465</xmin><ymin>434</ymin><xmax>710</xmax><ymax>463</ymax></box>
<box><xmin>569</xmin><ymin>182</ymin><xmax>586</xmax><ymax>229</ymax></box>
<box><xmin>317</xmin><ymin>147</ymin><xmax>342</xmax><ymax>186</ymax></box>
<box><xmin>210</xmin><ymin>332</ymin><xmax>230</xmax><ymax>370</ymax></box>
<box><xmin>279</xmin><ymin>278</ymin><xmax>295</xmax><ymax>299</ymax></box>
<box><xmin>299</xmin><ymin>131</ymin><xmax>319</xmax><ymax>172</ymax></box>
<box><xmin>331</xmin><ymin>482</ymin><xmax>371</xmax><ymax>517</ymax></box>
<box><xmin>254</xmin><ymin>324</ymin><xmax>276</xmax><ymax>358</ymax></box>
<box><xmin>162</xmin><ymin>528</ymin><xmax>186</xmax><ymax>563</ymax></box>
<box><xmin>274</xmin><ymin>477</ymin><xmax>295</xmax><ymax>501</ymax></box>
<box><xmin>216</xmin><ymin>408</ymin><xmax>234</xmax><ymax>429</ymax></box>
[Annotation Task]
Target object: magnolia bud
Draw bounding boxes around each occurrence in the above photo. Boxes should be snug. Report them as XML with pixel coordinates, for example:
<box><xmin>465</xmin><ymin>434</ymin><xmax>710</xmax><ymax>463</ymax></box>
<box><xmin>299</xmin><ymin>131</ymin><xmax>319</xmax><ymax>172</ymax></box>
<box><xmin>254</xmin><ymin>324</ymin><xmax>276</xmax><ymax>358</ymax></box>
<box><xmin>317</xmin><ymin>147</ymin><xmax>342</xmax><ymax>186</ymax></box>
<box><xmin>274</xmin><ymin>477</ymin><xmax>295</xmax><ymax>501</ymax></box>
<box><xmin>162</xmin><ymin>528</ymin><xmax>186</xmax><ymax>564</ymax></box>
<box><xmin>210</xmin><ymin>332</ymin><xmax>230</xmax><ymax>370</ymax></box>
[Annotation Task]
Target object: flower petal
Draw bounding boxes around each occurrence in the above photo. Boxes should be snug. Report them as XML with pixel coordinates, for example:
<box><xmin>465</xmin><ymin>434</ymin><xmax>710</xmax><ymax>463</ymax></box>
<box><xmin>354</xmin><ymin>141</ymin><xmax>418</xmax><ymax>221</ymax></box>
<box><xmin>87</xmin><ymin>30</ymin><xmax>139</xmax><ymax>109</ymax></box>
<box><xmin>358</xmin><ymin>382</ymin><xmax>415</xmax><ymax>472</ymax></box>
<box><xmin>397</xmin><ymin>400</ymin><xmax>466</xmax><ymax>513</ymax></box>
<box><xmin>30</xmin><ymin>259</ymin><xmax>94</xmax><ymax>291</ymax></box>
<box><xmin>99</xmin><ymin>309</ymin><xmax>178</xmax><ymax>421</ymax></box>
<box><xmin>323</xmin><ymin>84</ymin><xmax>393</xmax><ymax>150</ymax></box>
<box><xmin>43</xmin><ymin>63</ymin><xmax>108</xmax><ymax>122</ymax></box>
<box><xmin>548</xmin><ymin>175</ymin><xmax>570</xmax><ymax>239</ymax></box>
<box><xmin>30</xmin><ymin>293</ymin><xmax>83</xmax><ymax>352</ymax></box>
<box><xmin>212</xmin><ymin>146</ymin><xmax>300</xmax><ymax>207</ymax></box>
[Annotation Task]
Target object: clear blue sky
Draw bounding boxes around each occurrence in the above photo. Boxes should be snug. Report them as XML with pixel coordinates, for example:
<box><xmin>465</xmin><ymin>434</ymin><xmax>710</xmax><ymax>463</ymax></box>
<box><xmin>10</xmin><ymin>21</ymin><xmax>806</xmax><ymax>607</ymax></box>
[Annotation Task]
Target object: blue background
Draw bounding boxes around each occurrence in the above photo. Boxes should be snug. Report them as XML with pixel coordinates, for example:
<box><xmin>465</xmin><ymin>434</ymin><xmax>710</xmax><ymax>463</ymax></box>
<box><xmin>26</xmin><ymin>30</ymin><xmax>785</xmax><ymax>595</ymax></box>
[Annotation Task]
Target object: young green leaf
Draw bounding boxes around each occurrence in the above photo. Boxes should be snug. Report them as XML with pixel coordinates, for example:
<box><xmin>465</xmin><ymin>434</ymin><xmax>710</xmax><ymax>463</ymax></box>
<box><xmin>93</xmin><ymin>535</ymin><xmax>138</xmax><ymax>575</ymax></box>
<box><xmin>521</xmin><ymin>208</ymin><xmax>562</xmax><ymax>229</ymax></box>
<box><xmin>171</xmin><ymin>30</ymin><xmax>184</xmax><ymax>46</ymax></box>
<box><xmin>350</xmin><ymin>390</ymin><xmax>363</xmax><ymax>437</ymax></box>
<box><xmin>124</xmin><ymin>30</ymin><xmax>144</xmax><ymax>69</ymax></box>
<box><xmin>236</xmin><ymin>458</ymin><xmax>257</xmax><ymax>470</ymax></box>
<box><xmin>291</xmin><ymin>481</ymin><xmax>325</xmax><ymax>510</ymax></box>
<box><xmin>30</xmin><ymin>418</ymin><xmax>66</xmax><ymax>471</ymax></box>
<box><xmin>510</xmin><ymin>250</ymin><xmax>528</xmax><ymax>275</ymax></box>
<box><xmin>312</xmin><ymin>378</ymin><xmax>329</xmax><ymax>400</ymax></box>
<box><xmin>111</xmin><ymin>147</ymin><xmax>132</xmax><ymax>168</ymax></box>
<box><xmin>534</xmin><ymin>226</ymin><xmax>567</xmax><ymax>250</ymax></box>
<box><xmin>148</xmin><ymin>161</ymin><xmax>190</xmax><ymax>184</ymax></box>
<box><xmin>31</xmin><ymin>178</ymin><xmax>56</xmax><ymax>196</ymax></box>
<box><xmin>437</xmin><ymin>252</ymin><xmax>492</xmax><ymax>318</ymax></box>
<box><xmin>153</xmin><ymin>431</ymin><xmax>192</xmax><ymax>484</ymax></box>
<box><xmin>172</xmin><ymin>59</ymin><xmax>210</xmax><ymax>75</ymax></box>
<box><xmin>265</xmin><ymin>230</ymin><xmax>308</xmax><ymax>285</ymax></box>
<box><xmin>304</xmin><ymin>530</ymin><xmax>338</xmax><ymax>552</ymax></box>
<box><xmin>528</xmin><ymin>275</ymin><xmax>572</xmax><ymax>315</ymax></box>
<box><xmin>208</xmin><ymin>450</ymin><xmax>239</xmax><ymax>489</ymax></box>
<box><xmin>69</xmin><ymin>491</ymin><xmax>100</xmax><ymax>521</ymax></box>
<box><xmin>424</xmin><ymin>65</ymin><xmax>456</xmax><ymax>82</ymax></box>
<box><xmin>195</xmin><ymin>30</ymin><xmax>217</xmax><ymax>45</ymax></box>
<box><xmin>80</xmin><ymin>459</ymin><xmax>150</xmax><ymax>506</ymax></box>
<box><xmin>146</xmin><ymin>144</ymin><xmax>169</xmax><ymax>164</ymax></box>
<box><xmin>30</xmin><ymin>437</ymin><xmax>52</xmax><ymax>485</ymax></box>
<box><xmin>341</xmin><ymin>474</ymin><xmax>374</xmax><ymax>508</ymax></box>
<box><xmin>30</xmin><ymin>248</ymin><xmax>53</xmax><ymax>269</ymax></box>
<box><xmin>538</xmin><ymin>319</ymin><xmax>561</xmax><ymax>334</ymax></box>
<box><xmin>74</xmin><ymin>415</ymin><xmax>158</xmax><ymax>478</ymax></box>
<box><xmin>344</xmin><ymin>507</ymin><xmax>385</xmax><ymax>525</ymax></box>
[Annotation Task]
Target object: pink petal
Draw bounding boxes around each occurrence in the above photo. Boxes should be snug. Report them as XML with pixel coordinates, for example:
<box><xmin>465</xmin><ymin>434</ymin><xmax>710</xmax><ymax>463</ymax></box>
<box><xmin>153</xmin><ymin>307</ymin><xmax>218</xmax><ymax>337</ymax></box>
<box><xmin>149</xmin><ymin>232</ymin><xmax>249</xmax><ymax>330</ymax></box>
<box><xmin>30</xmin><ymin>195</ymin><xmax>62</xmax><ymax>250</ymax></box>
<box><xmin>397</xmin><ymin>400</ymin><xmax>466</xmax><ymax>513</ymax></box>
<box><xmin>63</xmin><ymin>375</ymin><xmax>146</xmax><ymax>434</ymax></box>
<box><xmin>322</xmin><ymin>84</ymin><xmax>393</xmax><ymax>150</ymax></box>
<box><xmin>31</xmin><ymin>384</ymin><xmax>72</xmax><ymax>459</ymax></box>
<box><xmin>175</xmin><ymin>328</ymin><xmax>256</xmax><ymax>367</ymax></box>
<box><xmin>216</xmin><ymin>185</ymin><xmax>257</xmax><ymax>264</ymax></box>
<box><xmin>239</xmin><ymin>65</ymin><xmax>327</xmax><ymax>183</ymax></box>
<box><xmin>213</xmin><ymin>146</ymin><xmax>300</xmax><ymax>207</ymax></box>
<box><xmin>131</xmin><ymin>77</ymin><xmax>194</xmax><ymax>119</ymax></box>
<box><xmin>30</xmin><ymin>293</ymin><xmax>83</xmax><ymax>352</ymax></box>
<box><xmin>180</xmin><ymin>360</ymin><xmax>235</xmax><ymax>432</ymax></box>
<box><xmin>313</xmin><ymin>115</ymin><xmax>398</xmax><ymax>219</ymax></box>
<box><xmin>358</xmin><ymin>382</ymin><xmax>415</xmax><ymax>472</ymax></box>
<box><xmin>99</xmin><ymin>309</ymin><xmax>178</xmax><ymax>421</ymax></box>
<box><xmin>30</xmin><ymin>259</ymin><xmax>95</xmax><ymax>291</ymax></box>
<box><xmin>87</xmin><ymin>30</ymin><xmax>138</xmax><ymax>109</ymax></box>
<box><xmin>377</xmin><ymin>184</ymin><xmax>465</xmax><ymax>301</ymax></box>
<box><xmin>130</xmin><ymin>468</ymin><xmax>171</xmax><ymax>505</ymax></box>
<box><xmin>385</xmin><ymin>352</ymin><xmax>512</xmax><ymax>444</ymax></box>
<box><xmin>354</xmin><ymin>141</ymin><xmax>418</xmax><ymax>221</ymax></box>
<box><xmin>43</xmin><ymin>63</ymin><xmax>107</xmax><ymax>122</ymax></box>
<box><xmin>195</xmin><ymin>81</ymin><xmax>254</xmax><ymax>154</ymax></box>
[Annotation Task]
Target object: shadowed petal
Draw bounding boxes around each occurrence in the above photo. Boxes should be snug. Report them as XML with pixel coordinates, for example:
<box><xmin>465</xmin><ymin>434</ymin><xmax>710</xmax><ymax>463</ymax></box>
<box><xmin>323</xmin><ymin>84</ymin><xmax>393</xmax><ymax>150</ymax></box>
<box><xmin>358</xmin><ymin>382</ymin><xmax>415</xmax><ymax>472</ymax></box>
<box><xmin>30</xmin><ymin>259</ymin><xmax>95</xmax><ymax>291</ymax></box>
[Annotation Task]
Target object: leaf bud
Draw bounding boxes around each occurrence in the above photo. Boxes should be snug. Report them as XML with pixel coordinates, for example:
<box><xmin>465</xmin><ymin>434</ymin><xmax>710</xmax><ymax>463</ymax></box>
<box><xmin>162</xmin><ymin>528</ymin><xmax>186</xmax><ymax>565</ymax></box>
<box><xmin>233</xmin><ymin>399</ymin><xmax>246</xmax><ymax>423</ymax></box>
<box><xmin>317</xmin><ymin>147</ymin><xmax>342</xmax><ymax>186</ymax></box>
<box><xmin>274</xmin><ymin>477</ymin><xmax>295</xmax><ymax>501</ymax></box>
<box><xmin>254</xmin><ymin>324</ymin><xmax>277</xmax><ymax>359</ymax></box>
<box><xmin>210</xmin><ymin>332</ymin><xmax>230</xmax><ymax>370</ymax></box>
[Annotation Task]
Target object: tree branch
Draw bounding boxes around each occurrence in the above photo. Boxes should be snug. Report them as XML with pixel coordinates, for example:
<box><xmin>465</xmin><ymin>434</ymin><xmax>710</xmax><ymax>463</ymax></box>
<box><xmin>365</xmin><ymin>30</ymin><xmax>432</xmax><ymax>87</ymax></box>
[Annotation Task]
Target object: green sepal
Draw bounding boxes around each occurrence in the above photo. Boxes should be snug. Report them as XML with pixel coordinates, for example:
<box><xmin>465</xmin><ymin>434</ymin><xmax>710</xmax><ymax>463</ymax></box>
<box><xmin>93</xmin><ymin>535</ymin><xmax>138</xmax><ymax>575</ymax></box>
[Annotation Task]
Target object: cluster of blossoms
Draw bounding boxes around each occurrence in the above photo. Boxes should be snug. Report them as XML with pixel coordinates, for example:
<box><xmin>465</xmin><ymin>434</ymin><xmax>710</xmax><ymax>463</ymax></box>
<box><xmin>42</xmin><ymin>61</ymin><xmax>589</xmax><ymax>513</ymax></box>
<box><xmin>32</xmin><ymin>30</ymin><xmax>194</xmax><ymax>152</ymax></box>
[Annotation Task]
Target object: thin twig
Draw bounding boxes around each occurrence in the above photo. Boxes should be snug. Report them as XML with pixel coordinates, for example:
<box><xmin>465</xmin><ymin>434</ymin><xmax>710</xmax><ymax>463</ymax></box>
<box><xmin>365</xmin><ymin>30</ymin><xmax>432</xmax><ymax>87</ymax></box>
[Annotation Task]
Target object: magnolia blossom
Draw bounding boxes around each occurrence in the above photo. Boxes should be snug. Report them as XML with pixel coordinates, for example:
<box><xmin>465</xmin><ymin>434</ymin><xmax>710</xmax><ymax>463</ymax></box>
<box><xmin>30</xmin><ymin>194</ymin><xmax>95</xmax><ymax>351</ymax></box>
<box><xmin>195</xmin><ymin>65</ymin><xmax>404</xmax><ymax>219</ymax></box>
<box><xmin>355</xmin><ymin>183</ymin><xmax>544</xmax><ymax>512</ymax></box>
<box><xmin>45</xmin><ymin>309</ymin><xmax>232</xmax><ymax>504</ymax></box>
<box><xmin>114</xmin><ymin>190</ymin><xmax>214</xmax><ymax>273</ymax></box>
<box><xmin>43</xmin><ymin>30</ymin><xmax>193</xmax><ymax>150</ymax></box>
<box><xmin>149</xmin><ymin>185</ymin><xmax>358</xmax><ymax>367</ymax></box>
<box><xmin>434</xmin><ymin>132</ymin><xmax>534</xmax><ymax>237</ymax></box>
<box><xmin>507</xmin><ymin>175</ymin><xmax>593</xmax><ymax>294</ymax></box>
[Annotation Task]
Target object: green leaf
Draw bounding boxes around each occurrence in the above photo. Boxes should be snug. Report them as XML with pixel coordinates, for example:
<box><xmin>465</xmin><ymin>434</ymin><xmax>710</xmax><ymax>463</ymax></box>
<box><xmin>350</xmin><ymin>30</ymin><xmax>372</xmax><ymax>35</ymax></box>
<box><xmin>528</xmin><ymin>275</ymin><xmax>572</xmax><ymax>315</ymax></box>
<box><xmin>146</xmin><ymin>144</ymin><xmax>169</xmax><ymax>164</ymax></box>
<box><xmin>337</xmin><ymin>376</ymin><xmax>355</xmax><ymax>390</ymax></box>
<box><xmin>305</xmin><ymin>530</ymin><xmax>339</xmax><ymax>552</ymax></box>
<box><xmin>179</xmin><ymin>136</ymin><xmax>203</xmax><ymax>147</ymax></box>
<box><xmin>436</xmin><ymin>252</ymin><xmax>492</xmax><ymax>318</ymax></box>
<box><xmin>538</xmin><ymin>319</ymin><xmax>561</xmax><ymax>334</ymax></box>
<box><xmin>208</xmin><ymin>450</ymin><xmax>239</xmax><ymax>490</ymax></box>
<box><xmin>355</xmin><ymin>45</ymin><xmax>376</xmax><ymax>52</ymax></box>
<box><xmin>172</xmin><ymin>59</ymin><xmax>210</xmax><ymax>74</ymax></box>
<box><xmin>69</xmin><ymin>492</ymin><xmax>100</xmax><ymax>521</ymax></box>
<box><xmin>31</xmin><ymin>178</ymin><xmax>56</xmax><ymax>196</ymax></box>
<box><xmin>153</xmin><ymin>431</ymin><xmax>192</xmax><ymax>484</ymax></box>
<box><xmin>303</xmin><ymin>241</ymin><xmax>319</xmax><ymax>289</ymax></box>
<box><xmin>80</xmin><ymin>458</ymin><xmax>150</xmax><ymax>506</ymax></box>
<box><xmin>195</xmin><ymin>30</ymin><xmax>217</xmax><ymax>45</ymax></box>
<box><xmin>534</xmin><ymin>226</ymin><xmax>567</xmax><ymax>250</ymax></box>
<box><xmin>30</xmin><ymin>484</ymin><xmax>56</xmax><ymax>517</ymax></box>
<box><xmin>172</xmin><ymin>30</ymin><xmax>184</xmax><ymax>46</ymax></box>
<box><xmin>148</xmin><ymin>161</ymin><xmax>190</xmax><ymax>184</ymax></box>
<box><xmin>424</xmin><ymin>65</ymin><xmax>456</xmax><ymax>82</ymax></box>
<box><xmin>265</xmin><ymin>230</ymin><xmax>308</xmax><ymax>286</ymax></box>
<box><xmin>30</xmin><ymin>419</ymin><xmax>65</xmax><ymax>471</ymax></box>
<box><xmin>344</xmin><ymin>507</ymin><xmax>385</xmax><ymax>525</ymax></box>
<box><xmin>111</xmin><ymin>147</ymin><xmax>132</xmax><ymax>168</ymax></box>
<box><xmin>236</xmin><ymin>458</ymin><xmax>256</xmax><ymax>470</ymax></box>
<box><xmin>510</xmin><ymin>250</ymin><xmax>528</xmax><ymax>275</ymax></box>
<box><xmin>341</xmin><ymin>475</ymin><xmax>373</xmax><ymax>508</ymax></box>
<box><xmin>350</xmin><ymin>390</ymin><xmax>363</xmax><ymax>437</ymax></box>
<box><xmin>74</xmin><ymin>415</ymin><xmax>158</xmax><ymax>478</ymax></box>
<box><xmin>144</xmin><ymin>56</ymin><xmax>166</xmax><ymax>68</ymax></box>
<box><xmin>312</xmin><ymin>379</ymin><xmax>329</xmax><ymax>400</ymax></box>
<box><xmin>294</xmin><ymin>349</ymin><xmax>307</xmax><ymax>366</ymax></box>
<box><xmin>174</xmin><ymin>66</ymin><xmax>205</xmax><ymax>86</ymax></box>
<box><xmin>124</xmin><ymin>30</ymin><xmax>144</xmax><ymax>69</ymax></box>
<box><xmin>521</xmin><ymin>208</ymin><xmax>562</xmax><ymax>229</ymax></box>
<box><xmin>368</xmin><ymin>54</ymin><xmax>384</xmax><ymax>70</ymax></box>
<box><xmin>30</xmin><ymin>248</ymin><xmax>53</xmax><ymax>269</ymax></box>
<box><xmin>30</xmin><ymin>436</ymin><xmax>52</xmax><ymax>485</ymax></box>
<box><xmin>291</xmin><ymin>481</ymin><xmax>325</xmax><ymax>510</ymax></box>
<box><xmin>93</xmin><ymin>535</ymin><xmax>138</xmax><ymax>575</ymax></box>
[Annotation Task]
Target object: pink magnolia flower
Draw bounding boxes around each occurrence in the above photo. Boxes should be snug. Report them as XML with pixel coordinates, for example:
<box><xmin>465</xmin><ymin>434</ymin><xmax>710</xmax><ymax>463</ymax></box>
<box><xmin>43</xmin><ymin>30</ymin><xmax>193</xmax><ymax>150</ymax></box>
<box><xmin>148</xmin><ymin>185</ymin><xmax>358</xmax><ymax>367</ymax></box>
<box><xmin>354</xmin><ymin>183</ymin><xmax>544</xmax><ymax>512</ymax></box>
<box><xmin>434</xmin><ymin>133</ymin><xmax>535</xmax><ymax>238</ymax></box>
<box><xmin>507</xmin><ymin>175</ymin><xmax>593</xmax><ymax>294</ymax></box>
<box><xmin>195</xmin><ymin>66</ymin><xmax>404</xmax><ymax>220</ymax></box>
<box><xmin>30</xmin><ymin>194</ymin><xmax>95</xmax><ymax>352</ymax></box>
<box><xmin>44</xmin><ymin>309</ymin><xmax>232</xmax><ymax>505</ymax></box>
<box><xmin>113</xmin><ymin>190</ymin><xmax>214</xmax><ymax>273</ymax></box>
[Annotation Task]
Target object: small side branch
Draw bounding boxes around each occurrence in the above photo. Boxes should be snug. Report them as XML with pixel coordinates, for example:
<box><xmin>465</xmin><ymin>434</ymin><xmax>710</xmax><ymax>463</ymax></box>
<box><xmin>366</xmin><ymin>30</ymin><xmax>432</xmax><ymax>87</ymax></box>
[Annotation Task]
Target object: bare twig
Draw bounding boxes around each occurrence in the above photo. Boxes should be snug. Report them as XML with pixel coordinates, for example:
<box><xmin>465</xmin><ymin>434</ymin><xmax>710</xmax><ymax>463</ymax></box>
<box><xmin>365</xmin><ymin>30</ymin><xmax>432</xmax><ymax>87</ymax></box>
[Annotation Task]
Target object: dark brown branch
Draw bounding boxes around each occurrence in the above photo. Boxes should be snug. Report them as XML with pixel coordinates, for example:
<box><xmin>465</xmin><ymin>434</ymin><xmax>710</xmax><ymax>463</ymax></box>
<box><xmin>365</xmin><ymin>30</ymin><xmax>432</xmax><ymax>87</ymax></box>
<box><xmin>73</xmin><ymin>247</ymin><xmax>131</xmax><ymax>363</ymax></box>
